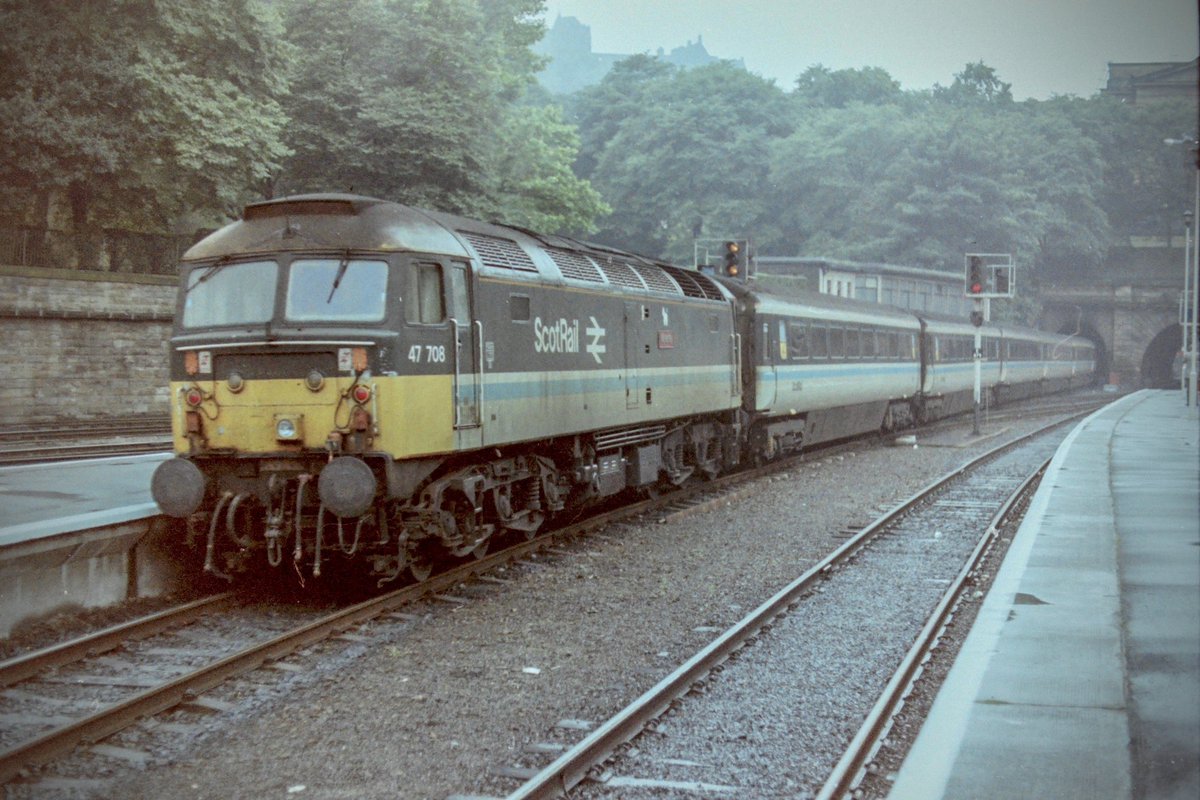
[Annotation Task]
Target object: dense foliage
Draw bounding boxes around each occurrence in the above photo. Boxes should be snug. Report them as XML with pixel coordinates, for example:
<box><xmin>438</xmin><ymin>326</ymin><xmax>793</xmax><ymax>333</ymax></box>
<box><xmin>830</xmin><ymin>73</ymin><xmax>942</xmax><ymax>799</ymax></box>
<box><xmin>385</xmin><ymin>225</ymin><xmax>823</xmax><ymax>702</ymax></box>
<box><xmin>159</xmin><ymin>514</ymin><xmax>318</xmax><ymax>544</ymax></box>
<box><xmin>567</xmin><ymin>58</ymin><xmax>1195</xmax><ymax>281</ymax></box>
<box><xmin>0</xmin><ymin>0</ymin><xmax>1193</xmax><ymax>286</ymax></box>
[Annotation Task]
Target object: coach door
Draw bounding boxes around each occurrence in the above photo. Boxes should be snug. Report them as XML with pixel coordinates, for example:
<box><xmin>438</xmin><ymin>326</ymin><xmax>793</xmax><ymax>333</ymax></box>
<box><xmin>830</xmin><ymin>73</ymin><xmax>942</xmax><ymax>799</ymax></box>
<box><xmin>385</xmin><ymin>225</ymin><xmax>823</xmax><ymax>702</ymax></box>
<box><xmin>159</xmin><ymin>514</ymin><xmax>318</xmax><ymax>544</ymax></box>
<box><xmin>758</xmin><ymin>319</ymin><xmax>778</xmax><ymax>411</ymax></box>
<box><xmin>446</xmin><ymin>262</ymin><xmax>481</xmax><ymax>431</ymax></box>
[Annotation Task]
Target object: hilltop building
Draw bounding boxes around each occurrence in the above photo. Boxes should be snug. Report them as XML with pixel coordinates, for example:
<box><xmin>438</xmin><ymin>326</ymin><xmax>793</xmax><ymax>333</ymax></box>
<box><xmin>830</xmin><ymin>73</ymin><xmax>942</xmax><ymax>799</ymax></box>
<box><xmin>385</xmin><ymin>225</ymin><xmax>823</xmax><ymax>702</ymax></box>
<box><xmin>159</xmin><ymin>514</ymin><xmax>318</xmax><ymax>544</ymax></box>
<box><xmin>534</xmin><ymin>15</ymin><xmax>743</xmax><ymax>94</ymax></box>
<box><xmin>1102</xmin><ymin>58</ymin><xmax>1198</xmax><ymax>104</ymax></box>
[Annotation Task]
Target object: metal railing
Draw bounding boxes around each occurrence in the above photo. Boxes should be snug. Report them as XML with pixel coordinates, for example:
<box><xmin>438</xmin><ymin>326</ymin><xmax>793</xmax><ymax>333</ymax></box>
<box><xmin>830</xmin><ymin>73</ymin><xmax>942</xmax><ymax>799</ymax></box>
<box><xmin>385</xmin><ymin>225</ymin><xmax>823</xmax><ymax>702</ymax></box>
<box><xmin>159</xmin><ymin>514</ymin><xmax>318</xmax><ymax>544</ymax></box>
<box><xmin>0</xmin><ymin>225</ymin><xmax>196</xmax><ymax>275</ymax></box>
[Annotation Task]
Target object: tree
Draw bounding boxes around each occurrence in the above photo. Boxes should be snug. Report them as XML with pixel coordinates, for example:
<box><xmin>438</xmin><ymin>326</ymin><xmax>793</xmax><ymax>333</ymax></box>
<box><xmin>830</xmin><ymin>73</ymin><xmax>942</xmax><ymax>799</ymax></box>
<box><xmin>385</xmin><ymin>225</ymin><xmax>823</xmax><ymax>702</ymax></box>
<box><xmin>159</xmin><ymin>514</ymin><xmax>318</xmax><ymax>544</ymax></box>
<box><xmin>277</xmin><ymin>0</ymin><xmax>548</xmax><ymax>212</ymax></box>
<box><xmin>934</xmin><ymin>61</ymin><xmax>1014</xmax><ymax>106</ymax></box>
<box><xmin>763</xmin><ymin>91</ymin><xmax>1108</xmax><ymax>279</ymax></box>
<box><xmin>0</xmin><ymin>0</ymin><xmax>292</xmax><ymax>240</ymax></box>
<box><xmin>793</xmin><ymin>65</ymin><xmax>902</xmax><ymax>108</ymax></box>
<box><xmin>482</xmin><ymin>104</ymin><xmax>610</xmax><ymax>232</ymax></box>
<box><xmin>580</xmin><ymin>61</ymin><xmax>794</xmax><ymax>260</ymax></box>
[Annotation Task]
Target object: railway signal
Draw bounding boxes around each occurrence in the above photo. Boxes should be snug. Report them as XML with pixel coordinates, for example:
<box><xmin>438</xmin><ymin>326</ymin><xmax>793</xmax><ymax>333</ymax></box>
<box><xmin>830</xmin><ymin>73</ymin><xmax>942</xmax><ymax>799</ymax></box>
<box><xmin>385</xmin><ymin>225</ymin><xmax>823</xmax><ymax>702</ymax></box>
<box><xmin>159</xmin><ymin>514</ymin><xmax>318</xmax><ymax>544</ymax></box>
<box><xmin>967</xmin><ymin>256</ymin><xmax>985</xmax><ymax>295</ymax></box>
<box><xmin>723</xmin><ymin>241</ymin><xmax>741</xmax><ymax>277</ymax></box>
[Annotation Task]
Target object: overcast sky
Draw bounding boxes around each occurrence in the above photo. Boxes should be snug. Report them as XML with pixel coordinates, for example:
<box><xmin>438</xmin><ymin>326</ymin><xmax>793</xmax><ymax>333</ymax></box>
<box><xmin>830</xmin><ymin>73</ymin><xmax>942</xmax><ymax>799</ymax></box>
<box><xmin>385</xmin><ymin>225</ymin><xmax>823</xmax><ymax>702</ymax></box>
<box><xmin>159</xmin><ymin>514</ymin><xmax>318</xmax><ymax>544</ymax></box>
<box><xmin>539</xmin><ymin>0</ymin><xmax>1199</xmax><ymax>99</ymax></box>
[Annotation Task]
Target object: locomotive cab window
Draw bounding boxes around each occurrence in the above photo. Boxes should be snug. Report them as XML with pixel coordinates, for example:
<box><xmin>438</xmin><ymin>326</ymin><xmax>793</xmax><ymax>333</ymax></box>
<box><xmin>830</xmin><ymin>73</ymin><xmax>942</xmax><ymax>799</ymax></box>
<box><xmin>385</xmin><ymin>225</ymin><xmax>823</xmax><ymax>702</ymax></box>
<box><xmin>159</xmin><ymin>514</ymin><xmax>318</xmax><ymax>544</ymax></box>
<box><xmin>182</xmin><ymin>259</ymin><xmax>277</xmax><ymax>328</ymax></box>
<box><xmin>406</xmin><ymin>262</ymin><xmax>445</xmax><ymax>325</ymax></box>
<box><xmin>286</xmin><ymin>257</ymin><xmax>388</xmax><ymax>322</ymax></box>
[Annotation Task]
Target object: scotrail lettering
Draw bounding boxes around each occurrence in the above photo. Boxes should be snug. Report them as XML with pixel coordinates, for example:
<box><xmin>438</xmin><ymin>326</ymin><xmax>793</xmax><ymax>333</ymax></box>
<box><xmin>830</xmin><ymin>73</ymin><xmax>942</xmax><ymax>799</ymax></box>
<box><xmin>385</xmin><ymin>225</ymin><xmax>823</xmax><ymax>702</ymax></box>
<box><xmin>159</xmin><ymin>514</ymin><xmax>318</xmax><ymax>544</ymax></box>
<box><xmin>533</xmin><ymin>316</ymin><xmax>607</xmax><ymax>364</ymax></box>
<box><xmin>534</xmin><ymin>317</ymin><xmax>579</xmax><ymax>355</ymax></box>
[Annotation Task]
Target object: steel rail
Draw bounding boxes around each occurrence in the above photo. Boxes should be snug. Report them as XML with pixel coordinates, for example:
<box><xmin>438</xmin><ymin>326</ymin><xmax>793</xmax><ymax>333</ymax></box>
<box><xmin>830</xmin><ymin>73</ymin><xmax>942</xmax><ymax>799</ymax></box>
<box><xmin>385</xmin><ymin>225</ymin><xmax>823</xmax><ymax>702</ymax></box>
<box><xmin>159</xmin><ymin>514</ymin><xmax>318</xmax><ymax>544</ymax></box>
<box><xmin>814</xmin><ymin>456</ymin><xmax>1051</xmax><ymax>800</ymax></box>
<box><xmin>0</xmin><ymin>479</ymin><xmax>698</xmax><ymax>785</ymax></box>
<box><xmin>0</xmin><ymin>594</ymin><xmax>234</xmax><ymax>689</ymax></box>
<box><xmin>505</xmin><ymin>415</ymin><xmax>1083</xmax><ymax>800</ymax></box>
<box><xmin>0</xmin><ymin>404</ymin><xmax>1092</xmax><ymax>784</ymax></box>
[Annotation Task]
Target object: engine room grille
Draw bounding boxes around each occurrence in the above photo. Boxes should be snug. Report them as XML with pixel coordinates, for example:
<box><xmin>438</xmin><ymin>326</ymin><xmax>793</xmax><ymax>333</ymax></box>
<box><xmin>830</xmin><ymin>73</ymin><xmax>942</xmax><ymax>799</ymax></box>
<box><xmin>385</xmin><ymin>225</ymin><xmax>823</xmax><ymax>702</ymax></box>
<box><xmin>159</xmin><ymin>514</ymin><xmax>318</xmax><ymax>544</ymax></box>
<box><xmin>661</xmin><ymin>264</ymin><xmax>726</xmax><ymax>301</ymax></box>
<box><xmin>596</xmin><ymin>257</ymin><xmax>646</xmax><ymax>290</ymax></box>
<box><xmin>459</xmin><ymin>231</ymin><xmax>538</xmax><ymax>272</ymax></box>
<box><xmin>546</xmin><ymin>247</ymin><xmax>604</xmax><ymax>283</ymax></box>
<box><xmin>631</xmin><ymin>263</ymin><xmax>682</xmax><ymax>295</ymax></box>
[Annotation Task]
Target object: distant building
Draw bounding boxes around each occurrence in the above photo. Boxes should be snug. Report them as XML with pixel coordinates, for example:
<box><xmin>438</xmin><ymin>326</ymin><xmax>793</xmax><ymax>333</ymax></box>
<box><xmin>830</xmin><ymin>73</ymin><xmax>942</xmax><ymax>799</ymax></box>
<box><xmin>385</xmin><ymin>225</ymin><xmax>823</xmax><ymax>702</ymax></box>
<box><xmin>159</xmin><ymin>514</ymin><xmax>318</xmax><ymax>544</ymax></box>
<box><xmin>1102</xmin><ymin>59</ymin><xmax>1198</xmax><ymax>104</ymax></box>
<box><xmin>534</xmin><ymin>15</ymin><xmax>742</xmax><ymax>95</ymax></box>
<box><xmin>754</xmin><ymin>256</ymin><xmax>972</xmax><ymax>317</ymax></box>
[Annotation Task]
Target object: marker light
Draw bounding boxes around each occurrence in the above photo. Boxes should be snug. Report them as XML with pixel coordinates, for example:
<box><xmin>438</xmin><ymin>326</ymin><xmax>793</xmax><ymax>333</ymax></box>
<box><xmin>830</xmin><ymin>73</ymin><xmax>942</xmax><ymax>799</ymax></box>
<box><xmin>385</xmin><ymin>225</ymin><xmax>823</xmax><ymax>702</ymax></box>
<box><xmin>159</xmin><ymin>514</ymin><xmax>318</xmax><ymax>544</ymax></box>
<box><xmin>185</xmin><ymin>387</ymin><xmax>204</xmax><ymax>407</ymax></box>
<box><xmin>306</xmin><ymin>370</ymin><xmax>325</xmax><ymax>392</ymax></box>
<box><xmin>226</xmin><ymin>371</ymin><xmax>245</xmax><ymax>393</ymax></box>
<box><xmin>351</xmin><ymin>384</ymin><xmax>372</xmax><ymax>405</ymax></box>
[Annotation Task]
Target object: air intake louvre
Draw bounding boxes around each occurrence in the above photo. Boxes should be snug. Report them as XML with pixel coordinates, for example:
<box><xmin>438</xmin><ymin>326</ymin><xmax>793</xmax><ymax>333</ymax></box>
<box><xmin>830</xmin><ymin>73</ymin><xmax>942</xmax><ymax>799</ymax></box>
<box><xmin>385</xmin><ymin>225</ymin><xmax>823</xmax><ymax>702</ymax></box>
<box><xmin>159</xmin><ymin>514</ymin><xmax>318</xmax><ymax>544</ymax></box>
<box><xmin>596</xmin><ymin>258</ymin><xmax>646</xmax><ymax>290</ymax></box>
<box><xmin>547</xmin><ymin>248</ymin><xmax>604</xmax><ymax>283</ymax></box>
<box><xmin>660</xmin><ymin>265</ymin><xmax>725</xmax><ymax>301</ymax></box>
<box><xmin>631</xmin><ymin>263</ymin><xmax>681</xmax><ymax>295</ymax></box>
<box><xmin>459</xmin><ymin>231</ymin><xmax>538</xmax><ymax>272</ymax></box>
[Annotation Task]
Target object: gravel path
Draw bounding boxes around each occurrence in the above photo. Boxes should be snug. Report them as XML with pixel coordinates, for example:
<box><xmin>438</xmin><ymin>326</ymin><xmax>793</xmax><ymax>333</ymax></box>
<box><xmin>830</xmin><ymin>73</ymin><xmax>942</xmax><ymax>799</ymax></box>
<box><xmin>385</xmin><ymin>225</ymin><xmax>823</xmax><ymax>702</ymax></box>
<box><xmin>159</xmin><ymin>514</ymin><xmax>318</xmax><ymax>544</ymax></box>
<box><xmin>8</xmin><ymin>410</ymin><xmax>1084</xmax><ymax>800</ymax></box>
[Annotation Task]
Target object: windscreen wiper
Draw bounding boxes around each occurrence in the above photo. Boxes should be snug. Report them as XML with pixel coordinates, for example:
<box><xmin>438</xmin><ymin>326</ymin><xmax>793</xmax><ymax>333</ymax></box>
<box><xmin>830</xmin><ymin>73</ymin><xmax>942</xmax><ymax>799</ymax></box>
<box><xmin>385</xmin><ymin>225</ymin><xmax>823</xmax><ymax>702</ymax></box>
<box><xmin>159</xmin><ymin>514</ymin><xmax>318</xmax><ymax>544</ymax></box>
<box><xmin>185</xmin><ymin>256</ymin><xmax>231</xmax><ymax>295</ymax></box>
<box><xmin>326</xmin><ymin>251</ymin><xmax>352</xmax><ymax>304</ymax></box>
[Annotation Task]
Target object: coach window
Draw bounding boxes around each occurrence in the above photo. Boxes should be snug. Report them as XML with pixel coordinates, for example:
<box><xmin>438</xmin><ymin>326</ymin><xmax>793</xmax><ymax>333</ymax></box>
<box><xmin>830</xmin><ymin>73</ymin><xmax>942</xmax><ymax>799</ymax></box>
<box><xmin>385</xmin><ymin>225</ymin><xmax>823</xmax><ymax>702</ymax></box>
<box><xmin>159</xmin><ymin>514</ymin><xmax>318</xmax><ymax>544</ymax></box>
<box><xmin>828</xmin><ymin>326</ymin><xmax>845</xmax><ymax>358</ymax></box>
<box><xmin>788</xmin><ymin>322</ymin><xmax>808</xmax><ymax>359</ymax></box>
<box><xmin>406</xmin><ymin>262</ymin><xmax>445</xmax><ymax>324</ymax></box>
<box><xmin>810</xmin><ymin>324</ymin><xmax>828</xmax><ymax>359</ymax></box>
<box><xmin>845</xmin><ymin>327</ymin><xmax>860</xmax><ymax>358</ymax></box>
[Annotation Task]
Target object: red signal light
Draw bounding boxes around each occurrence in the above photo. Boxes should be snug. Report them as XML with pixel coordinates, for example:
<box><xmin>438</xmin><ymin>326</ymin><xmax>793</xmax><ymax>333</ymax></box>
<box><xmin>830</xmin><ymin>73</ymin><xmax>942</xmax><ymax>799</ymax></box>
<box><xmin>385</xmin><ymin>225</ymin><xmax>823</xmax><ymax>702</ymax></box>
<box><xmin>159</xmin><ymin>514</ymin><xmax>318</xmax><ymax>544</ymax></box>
<box><xmin>351</xmin><ymin>384</ymin><xmax>372</xmax><ymax>405</ymax></box>
<box><xmin>185</xmin><ymin>388</ymin><xmax>204</xmax><ymax>407</ymax></box>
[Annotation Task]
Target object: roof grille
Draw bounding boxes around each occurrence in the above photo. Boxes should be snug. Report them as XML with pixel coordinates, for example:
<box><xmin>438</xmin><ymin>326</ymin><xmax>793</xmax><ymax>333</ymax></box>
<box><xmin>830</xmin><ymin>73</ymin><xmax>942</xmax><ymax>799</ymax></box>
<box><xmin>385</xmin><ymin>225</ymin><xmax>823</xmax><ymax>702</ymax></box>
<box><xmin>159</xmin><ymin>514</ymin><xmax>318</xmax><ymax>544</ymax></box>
<box><xmin>661</xmin><ymin>265</ymin><xmax>725</xmax><ymax>301</ymax></box>
<box><xmin>459</xmin><ymin>231</ymin><xmax>538</xmax><ymax>272</ymax></box>
<box><xmin>596</xmin><ymin>258</ymin><xmax>645</xmax><ymax>290</ymax></box>
<box><xmin>631</xmin><ymin>263</ymin><xmax>681</xmax><ymax>295</ymax></box>
<box><xmin>546</xmin><ymin>248</ymin><xmax>604</xmax><ymax>283</ymax></box>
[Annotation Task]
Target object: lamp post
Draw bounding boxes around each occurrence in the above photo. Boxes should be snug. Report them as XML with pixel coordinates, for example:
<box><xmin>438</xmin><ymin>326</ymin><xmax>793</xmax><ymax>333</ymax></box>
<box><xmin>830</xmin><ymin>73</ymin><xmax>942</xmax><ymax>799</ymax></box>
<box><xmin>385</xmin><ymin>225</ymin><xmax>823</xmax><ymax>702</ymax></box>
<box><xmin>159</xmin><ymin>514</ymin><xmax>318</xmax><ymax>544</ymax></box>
<box><xmin>1184</xmin><ymin>210</ymin><xmax>1193</xmax><ymax>393</ymax></box>
<box><xmin>1166</xmin><ymin>136</ymin><xmax>1199</xmax><ymax>407</ymax></box>
<box><xmin>1185</xmin><ymin>167</ymin><xmax>1195</xmax><ymax>407</ymax></box>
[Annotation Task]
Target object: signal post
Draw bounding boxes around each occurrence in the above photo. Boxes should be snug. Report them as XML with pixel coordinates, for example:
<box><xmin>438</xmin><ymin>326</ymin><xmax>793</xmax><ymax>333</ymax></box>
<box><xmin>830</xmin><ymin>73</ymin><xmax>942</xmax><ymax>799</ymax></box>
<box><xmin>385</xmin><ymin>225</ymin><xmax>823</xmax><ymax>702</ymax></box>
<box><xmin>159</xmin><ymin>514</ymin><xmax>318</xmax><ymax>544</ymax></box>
<box><xmin>965</xmin><ymin>254</ymin><xmax>1014</xmax><ymax>435</ymax></box>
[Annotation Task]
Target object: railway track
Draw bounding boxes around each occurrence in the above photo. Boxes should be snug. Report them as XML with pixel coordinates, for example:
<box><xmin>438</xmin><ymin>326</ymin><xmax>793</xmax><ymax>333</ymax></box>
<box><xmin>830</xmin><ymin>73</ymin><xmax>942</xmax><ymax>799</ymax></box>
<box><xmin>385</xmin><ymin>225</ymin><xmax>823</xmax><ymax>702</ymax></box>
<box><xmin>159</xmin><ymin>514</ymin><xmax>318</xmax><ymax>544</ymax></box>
<box><xmin>0</xmin><ymin>452</ymin><xmax>805</xmax><ymax>788</ymax></box>
<box><xmin>0</xmin><ymin>400</ymin><xmax>1096</xmax><ymax>790</ymax></box>
<box><xmin>498</xmin><ymin>413</ymin><xmax>1076</xmax><ymax>799</ymax></box>
<box><xmin>0</xmin><ymin>416</ymin><xmax>171</xmax><ymax>465</ymax></box>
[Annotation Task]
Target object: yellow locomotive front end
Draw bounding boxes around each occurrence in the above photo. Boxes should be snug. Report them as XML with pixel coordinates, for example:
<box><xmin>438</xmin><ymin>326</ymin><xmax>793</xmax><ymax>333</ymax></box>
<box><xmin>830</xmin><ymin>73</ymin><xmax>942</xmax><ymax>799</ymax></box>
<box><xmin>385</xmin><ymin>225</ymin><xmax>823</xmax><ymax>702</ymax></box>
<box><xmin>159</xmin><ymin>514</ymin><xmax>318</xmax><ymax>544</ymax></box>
<box><xmin>151</xmin><ymin>196</ymin><xmax>468</xmax><ymax>583</ymax></box>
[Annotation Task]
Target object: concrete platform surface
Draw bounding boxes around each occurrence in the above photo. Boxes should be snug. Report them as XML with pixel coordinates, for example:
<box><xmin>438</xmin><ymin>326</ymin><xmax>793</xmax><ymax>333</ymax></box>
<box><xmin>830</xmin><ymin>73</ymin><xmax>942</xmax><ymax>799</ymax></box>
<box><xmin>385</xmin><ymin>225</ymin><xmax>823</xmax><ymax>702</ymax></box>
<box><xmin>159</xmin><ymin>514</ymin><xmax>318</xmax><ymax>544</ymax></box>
<box><xmin>0</xmin><ymin>452</ymin><xmax>168</xmax><ymax>546</ymax></box>
<box><xmin>888</xmin><ymin>390</ymin><xmax>1199</xmax><ymax>800</ymax></box>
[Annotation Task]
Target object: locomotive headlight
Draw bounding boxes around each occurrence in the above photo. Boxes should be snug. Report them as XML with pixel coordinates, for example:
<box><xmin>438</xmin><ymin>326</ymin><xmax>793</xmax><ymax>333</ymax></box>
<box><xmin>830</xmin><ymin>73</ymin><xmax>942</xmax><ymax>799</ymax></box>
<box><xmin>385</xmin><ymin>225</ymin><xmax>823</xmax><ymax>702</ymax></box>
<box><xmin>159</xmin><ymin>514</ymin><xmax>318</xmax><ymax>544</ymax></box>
<box><xmin>274</xmin><ymin>414</ymin><xmax>303</xmax><ymax>441</ymax></box>
<box><xmin>226</xmin><ymin>371</ymin><xmax>245</xmax><ymax>393</ymax></box>
<box><xmin>305</xmin><ymin>369</ymin><xmax>325</xmax><ymax>392</ymax></box>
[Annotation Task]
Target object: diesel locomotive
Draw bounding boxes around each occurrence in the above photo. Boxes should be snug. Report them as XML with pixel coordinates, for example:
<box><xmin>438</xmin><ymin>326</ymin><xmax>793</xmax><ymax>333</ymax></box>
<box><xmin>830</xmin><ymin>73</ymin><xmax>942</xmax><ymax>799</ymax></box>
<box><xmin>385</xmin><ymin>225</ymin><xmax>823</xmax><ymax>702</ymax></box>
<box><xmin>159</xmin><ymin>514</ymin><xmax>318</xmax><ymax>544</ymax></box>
<box><xmin>150</xmin><ymin>194</ymin><xmax>1095</xmax><ymax>583</ymax></box>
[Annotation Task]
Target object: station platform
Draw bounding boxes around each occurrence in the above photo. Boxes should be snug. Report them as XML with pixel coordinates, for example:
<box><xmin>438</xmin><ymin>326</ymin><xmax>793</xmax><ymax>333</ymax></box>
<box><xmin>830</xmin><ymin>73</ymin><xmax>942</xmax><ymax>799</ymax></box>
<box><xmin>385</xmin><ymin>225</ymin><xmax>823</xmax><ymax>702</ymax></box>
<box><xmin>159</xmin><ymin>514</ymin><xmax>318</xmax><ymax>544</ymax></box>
<box><xmin>0</xmin><ymin>452</ymin><xmax>168</xmax><ymax>546</ymax></box>
<box><xmin>888</xmin><ymin>390</ymin><xmax>1200</xmax><ymax>800</ymax></box>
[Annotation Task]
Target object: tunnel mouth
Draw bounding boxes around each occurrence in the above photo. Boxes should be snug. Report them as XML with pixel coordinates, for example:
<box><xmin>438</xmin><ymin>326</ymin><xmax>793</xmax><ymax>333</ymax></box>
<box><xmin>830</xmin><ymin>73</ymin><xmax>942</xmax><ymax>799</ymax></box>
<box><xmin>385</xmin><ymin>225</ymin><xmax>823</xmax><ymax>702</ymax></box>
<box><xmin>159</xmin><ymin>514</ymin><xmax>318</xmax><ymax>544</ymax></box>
<box><xmin>1141</xmin><ymin>325</ymin><xmax>1186</xmax><ymax>389</ymax></box>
